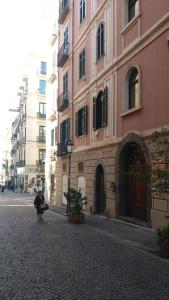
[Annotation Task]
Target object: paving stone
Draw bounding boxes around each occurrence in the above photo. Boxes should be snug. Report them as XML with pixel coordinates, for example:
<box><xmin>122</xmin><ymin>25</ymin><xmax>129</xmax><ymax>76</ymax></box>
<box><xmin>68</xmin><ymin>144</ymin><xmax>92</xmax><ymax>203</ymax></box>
<box><xmin>0</xmin><ymin>191</ymin><xmax>168</xmax><ymax>299</ymax></box>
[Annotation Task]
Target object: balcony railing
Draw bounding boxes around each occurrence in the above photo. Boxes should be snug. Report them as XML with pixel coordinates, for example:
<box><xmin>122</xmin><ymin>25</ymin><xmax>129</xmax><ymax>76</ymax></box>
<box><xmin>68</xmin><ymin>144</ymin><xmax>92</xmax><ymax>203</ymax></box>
<box><xmin>37</xmin><ymin>136</ymin><xmax>46</xmax><ymax>143</ymax></box>
<box><xmin>58</xmin><ymin>0</ymin><xmax>69</xmax><ymax>24</ymax></box>
<box><xmin>16</xmin><ymin>160</ymin><xmax>25</xmax><ymax>167</ymax></box>
<box><xmin>57</xmin><ymin>43</ymin><xmax>69</xmax><ymax>68</ymax></box>
<box><xmin>37</xmin><ymin>112</ymin><xmax>46</xmax><ymax>119</ymax></box>
<box><xmin>36</xmin><ymin>160</ymin><xmax>45</xmax><ymax>166</ymax></box>
<box><xmin>57</xmin><ymin>143</ymin><xmax>67</xmax><ymax>157</ymax></box>
<box><xmin>57</xmin><ymin>92</ymin><xmax>69</xmax><ymax>112</ymax></box>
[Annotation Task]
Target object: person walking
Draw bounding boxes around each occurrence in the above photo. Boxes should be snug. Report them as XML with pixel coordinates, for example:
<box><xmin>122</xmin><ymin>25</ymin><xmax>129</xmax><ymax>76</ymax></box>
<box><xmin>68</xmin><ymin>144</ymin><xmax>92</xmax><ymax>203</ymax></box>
<box><xmin>34</xmin><ymin>190</ymin><xmax>45</xmax><ymax>222</ymax></box>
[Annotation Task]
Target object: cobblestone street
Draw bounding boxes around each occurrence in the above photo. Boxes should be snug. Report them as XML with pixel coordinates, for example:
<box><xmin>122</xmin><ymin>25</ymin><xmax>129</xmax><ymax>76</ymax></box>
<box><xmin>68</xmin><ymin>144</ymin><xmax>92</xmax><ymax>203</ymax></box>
<box><xmin>0</xmin><ymin>191</ymin><xmax>169</xmax><ymax>300</ymax></box>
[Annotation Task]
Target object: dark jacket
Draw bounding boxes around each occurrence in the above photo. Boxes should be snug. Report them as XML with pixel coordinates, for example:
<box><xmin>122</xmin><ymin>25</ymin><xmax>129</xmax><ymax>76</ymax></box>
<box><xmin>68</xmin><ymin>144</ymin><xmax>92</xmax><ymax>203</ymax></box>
<box><xmin>34</xmin><ymin>194</ymin><xmax>45</xmax><ymax>209</ymax></box>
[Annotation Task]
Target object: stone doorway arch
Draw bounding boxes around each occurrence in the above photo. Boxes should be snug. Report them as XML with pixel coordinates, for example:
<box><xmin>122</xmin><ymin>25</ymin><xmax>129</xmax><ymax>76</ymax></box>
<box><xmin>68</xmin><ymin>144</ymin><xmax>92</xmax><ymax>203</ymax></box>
<box><xmin>115</xmin><ymin>133</ymin><xmax>151</xmax><ymax>226</ymax></box>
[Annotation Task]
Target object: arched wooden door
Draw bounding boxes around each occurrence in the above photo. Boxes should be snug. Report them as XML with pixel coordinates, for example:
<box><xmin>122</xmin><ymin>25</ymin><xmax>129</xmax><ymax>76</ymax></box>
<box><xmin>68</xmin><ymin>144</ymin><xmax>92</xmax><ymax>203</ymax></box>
<box><xmin>125</xmin><ymin>145</ymin><xmax>147</xmax><ymax>221</ymax></box>
<box><xmin>95</xmin><ymin>165</ymin><xmax>105</xmax><ymax>214</ymax></box>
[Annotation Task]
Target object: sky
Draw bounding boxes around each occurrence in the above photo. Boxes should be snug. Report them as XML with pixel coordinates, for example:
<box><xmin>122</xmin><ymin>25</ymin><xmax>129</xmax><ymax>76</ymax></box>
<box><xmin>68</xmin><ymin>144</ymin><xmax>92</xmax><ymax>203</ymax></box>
<box><xmin>0</xmin><ymin>0</ymin><xmax>56</xmax><ymax>139</ymax></box>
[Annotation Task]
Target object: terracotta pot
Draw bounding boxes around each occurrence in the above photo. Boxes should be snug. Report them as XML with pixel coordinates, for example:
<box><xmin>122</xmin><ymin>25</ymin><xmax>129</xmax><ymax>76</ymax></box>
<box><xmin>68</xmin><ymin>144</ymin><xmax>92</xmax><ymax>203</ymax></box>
<box><xmin>159</xmin><ymin>241</ymin><xmax>169</xmax><ymax>258</ymax></box>
<box><xmin>68</xmin><ymin>214</ymin><xmax>84</xmax><ymax>224</ymax></box>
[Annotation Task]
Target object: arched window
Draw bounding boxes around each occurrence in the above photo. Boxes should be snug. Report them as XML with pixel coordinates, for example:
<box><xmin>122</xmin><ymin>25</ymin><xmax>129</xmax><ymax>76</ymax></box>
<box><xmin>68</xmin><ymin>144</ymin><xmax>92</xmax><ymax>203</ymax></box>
<box><xmin>128</xmin><ymin>0</ymin><xmax>138</xmax><ymax>22</ymax></box>
<box><xmin>93</xmin><ymin>87</ymin><xmax>108</xmax><ymax>130</ymax></box>
<box><xmin>96</xmin><ymin>22</ymin><xmax>104</xmax><ymax>61</ymax></box>
<box><xmin>128</xmin><ymin>68</ymin><xmax>139</xmax><ymax>109</ymax></box>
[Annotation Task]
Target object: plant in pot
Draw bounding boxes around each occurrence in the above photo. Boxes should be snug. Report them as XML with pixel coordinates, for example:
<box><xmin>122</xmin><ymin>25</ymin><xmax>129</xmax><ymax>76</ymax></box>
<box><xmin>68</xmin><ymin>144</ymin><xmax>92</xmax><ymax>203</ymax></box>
<box><xmin>157</xmin><ymin>223</ymin><xmax>169</xmax><ymax>258</ymax></box>
<box><xmin>64</xmin><ymin>188</ymin><xmax>87</xmax><ymax>224</ymax></box>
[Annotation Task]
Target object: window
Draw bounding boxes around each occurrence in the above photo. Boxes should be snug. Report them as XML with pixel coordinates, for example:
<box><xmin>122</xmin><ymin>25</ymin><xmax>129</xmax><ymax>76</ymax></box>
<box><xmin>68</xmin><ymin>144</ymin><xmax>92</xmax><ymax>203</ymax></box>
<box><xmin>63</xmin><ymin>0</ymin><xmax>69</xmax><ymax>8</ymax></box>
<box><xmin>51</xmin><ymin>129</ymin><xmax>55</xmax><ymax>146</ymax></box>
<box><xmin>64</xmin><ymin>27</ymin><xmax>69</xmax><ymax>54</ymax></box>
<box><xmin>128</xmin><ymin>68</ymin><xmax>139</xmax><ymax>109</ymax></box>
<box><xmin>39</xmin><ymin>103</ymin><xmax>46</xmax><ymax>115</ymax></box>
<box><xmin>80</xmin><ymin>0</ymin><xmax>86</xmax><ymax>24</ymax></box>
<box><xmin>39</xmin><ymin>80</ymin><xmax>46</xmax><ymax>95</ymax></box>
<box><xmin>128</xmin><ymin>0</ymin><xmax>138</xmax><ymax>22</ymax></box>
<box><xmin>96</xmin><ymin>22</ymin><xmax>105</xmax><ymax>61</ymax></box>
<box><xmin>60</xmin><ymin>118</ymin><xmax>70</xmax><ymax>144</ymax></box>
<box><xmin>79</xmin><ymin>49</ymin><xmax>85</xmax><ymax>79</ymax></box>
<box><xmin>76</xmin><ymin>106</ymin><xmax>88</xmax><ymax>137</ymax></box>
<box><xmin>39</xmin><ymin>149</ymin><xmax>46</xmax><ymax>164</ymax></box>
<box><xmin>40</xmin><ymin>61</ymin><xmax>47</xmax><ymax>75</ymax></box>
<box><xmin>63</xmin><ymin>72</ymin><xmax>68</xmax><ymax>97</ymax></box>
<box><xmin>93</xmin><ymin>87</ymin><xmax>108</xmax><ymax>130</ymax></box>
<box><xmin>39</xmin><ymin>126</ymin><xmax>46</xmax><ymax>138</ymax></box>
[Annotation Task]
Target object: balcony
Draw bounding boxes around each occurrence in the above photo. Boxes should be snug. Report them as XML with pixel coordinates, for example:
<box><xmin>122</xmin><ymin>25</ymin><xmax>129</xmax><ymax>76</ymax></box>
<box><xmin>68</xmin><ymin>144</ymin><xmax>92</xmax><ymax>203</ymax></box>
<box><xmin>57</xmin><ymin>92</ymin><xmax>69</xmax><ymax>112</ymax></box>
<box><xmin>16</xmin><ymin>160</ymin><xmax>25</xmax><ymax>167</ymax></box>
<box><xmin>36</xmin><ymin>160</ymin><xmax>45</xmax><ymax>172</ymax></box>
<box><xmin>57</xmin><ymin>43</ymin><xmax>69</xmax><ymax>68</ymax></box>
<box><xmin>57</xmin><ymin>143</ymin><xmax>67</xmax><ymax>157</ymax></box>
<box><xmin>37</xmin><ymin>112</ymin><xmax>46</xmax><ymax>119</ymax></box>
<box><xmin>36</xmin><ymin>160</ymin><xmax>45</xmax><ymax>166</ymax></box>
<box><xmin>58</xmin><ymin>0</ymin><xmax>69</xmax><ymax>24</ymax></box>
<box><xmin>37</xmin><ymin>136</ymin><xmax>46</xmax><ymax>143</ymax></box>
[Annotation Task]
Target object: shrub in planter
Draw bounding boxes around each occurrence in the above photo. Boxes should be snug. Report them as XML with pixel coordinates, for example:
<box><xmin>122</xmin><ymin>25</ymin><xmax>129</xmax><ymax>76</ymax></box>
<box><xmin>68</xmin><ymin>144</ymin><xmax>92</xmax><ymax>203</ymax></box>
<box><xmin>64</xmin><ymin>188</ymin><xmax>87</xmax><ymax>224</ymax></box>
<box><xmin>157</xmin><ymin>224</ymin><xmax>169</xmax><ymax>258</ymax></box>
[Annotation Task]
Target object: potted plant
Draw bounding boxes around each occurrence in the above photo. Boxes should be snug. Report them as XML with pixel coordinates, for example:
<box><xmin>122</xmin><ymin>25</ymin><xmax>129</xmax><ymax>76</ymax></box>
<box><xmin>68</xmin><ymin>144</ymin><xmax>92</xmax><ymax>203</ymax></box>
<box><xmin>64</xmin><ymin>188</ymin><xmax>87</xmax><ymax>224</ymax></box>
<box><xmin>157</xmin><ymin>223</ymin><xmax>169</xmax><ymax>258</ymax></box>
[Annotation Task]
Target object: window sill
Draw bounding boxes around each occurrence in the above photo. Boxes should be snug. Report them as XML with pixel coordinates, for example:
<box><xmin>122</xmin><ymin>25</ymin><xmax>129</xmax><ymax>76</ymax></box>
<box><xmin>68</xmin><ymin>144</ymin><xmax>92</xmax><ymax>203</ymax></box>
<box><xmin>78</xmin><ymin>75</ymin><xmax>86</xmax><ymax>82</ymax></box>
<box><xmin>121</xmin><ymin>13</ymin><xmax>141</xmax><ymax>35</ymax></box>
<box><xmin>121</xmin><ymin>105</ymin><xmax>142</xmax><ymax>117</ymax></box>
<box><xmin>77</xmin><ymin>134</ymin><xmax>86</xmax><ymax>138</ymax></box>
<box><xmin>79</xmin><ymin>17</ymin><xmax>86</xmax><ymax>27</ymax></box>
<box><xmin>96</xmin><ymin>54</ymin><xmax>105</xmax><ymax>64</ymax></box>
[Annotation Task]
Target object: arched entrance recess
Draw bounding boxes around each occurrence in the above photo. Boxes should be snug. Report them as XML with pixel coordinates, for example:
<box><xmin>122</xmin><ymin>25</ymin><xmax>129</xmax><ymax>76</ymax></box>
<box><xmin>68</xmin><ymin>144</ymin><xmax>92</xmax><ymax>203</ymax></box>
<box><xmin>116</xmin><ymin>133</ymin><xmax>151</xmax><ymax>225</ymax></box>
<box><xmin>95</xmin><ymin>164</ymin><xmax>105</xmax><ymax>215</ymax></box>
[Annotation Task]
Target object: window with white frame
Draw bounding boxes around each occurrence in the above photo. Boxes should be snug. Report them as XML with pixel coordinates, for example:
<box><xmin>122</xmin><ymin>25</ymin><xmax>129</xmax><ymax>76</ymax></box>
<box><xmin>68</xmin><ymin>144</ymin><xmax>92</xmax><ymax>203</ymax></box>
<box><xmin>80</xmin><ymin>0</ymin><xmax>86</xmax><ymax>24</ymax></box>
<box><xmin>124</xmin><ymin>67</ymin><xmax>140</xmax><ymax>111</ymax></box>
<box><xmin>79</xmin><ymin>48</ymin><xmax>85</xmax><ymax>79</ymax></box>
<box><xmin>96</xmin><ymin>22</ymin><xmax>105</xmax><ymax>61</ymax></box>
<box><xmin>128</xmin><ymin>0</ymin><xmax>138</xmax><ymax>22</ymax></box>
<box><xmin>64</xmin><ymin>27</ymin><xmax>69</xmax><ymax>54</ymax></box>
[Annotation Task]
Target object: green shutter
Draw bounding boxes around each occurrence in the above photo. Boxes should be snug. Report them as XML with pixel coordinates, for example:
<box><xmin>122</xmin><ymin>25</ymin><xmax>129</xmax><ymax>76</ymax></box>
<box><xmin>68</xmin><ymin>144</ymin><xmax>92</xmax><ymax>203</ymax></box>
<box><xmin>60</xmin><ymin>122</ymin><xmax>63</xmax><ymax>143</ymax></box>
<box><xmin>75</xmin><ymin>112</ymin><xmax>78</xmax><ymax>136</ymax></box>
<box><xmin>84</xmin><ymin>105</ymin><xmax>88</xmax><ymax>134</ymax></box>
<box><xmin>102</xmin><ymin>86</ymin><xmax>108</xmax><ymax>127</ymax></box>
<box><xmin>93</xmin><ymin>97</ymin><xmax>96</xmax><ymax>130</ymax></box>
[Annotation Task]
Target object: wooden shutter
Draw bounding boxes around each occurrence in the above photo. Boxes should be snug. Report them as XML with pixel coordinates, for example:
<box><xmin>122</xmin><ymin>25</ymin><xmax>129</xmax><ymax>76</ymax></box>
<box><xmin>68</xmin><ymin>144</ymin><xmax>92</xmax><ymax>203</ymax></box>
<box><xmin>102</xmin><ymin>86</ymin><xmax>108</xmax><ymax>127</ymax></box>
<box><xmin>60</xmin><ymin>122</ymin><xmax>63</xmax><ymax>143</ymax></box>
<box><xmin>67</xmin><ymin>118</ymin><xmax>70</xmax><ymax>140</ymax></box>
<box><xmin>93</xmin><ymin>97</ymin><xmax>96</xmax><ymax>130</ymax></box>
<box><xmin>75</xmin><ymin>112</ymin><xmax>78</xmax><ymax>136</ymax></box>
<box><xmin>84</xmin><ymin>105</ymin><xmax>88</xmax><ymax>134</ymax></box>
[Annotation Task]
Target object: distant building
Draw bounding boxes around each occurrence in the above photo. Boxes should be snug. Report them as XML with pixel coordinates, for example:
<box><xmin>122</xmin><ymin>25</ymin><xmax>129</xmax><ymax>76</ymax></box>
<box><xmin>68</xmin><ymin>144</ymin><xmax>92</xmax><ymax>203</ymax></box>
<box><xmin>45</xmin><ymin>1</ymin><xmax>59</xmax><ymax>203</ymax></box>
<box><xmin>11</xmin><ymin>53</ymin><xmax>47</xmax><ymax>192</ymax></box>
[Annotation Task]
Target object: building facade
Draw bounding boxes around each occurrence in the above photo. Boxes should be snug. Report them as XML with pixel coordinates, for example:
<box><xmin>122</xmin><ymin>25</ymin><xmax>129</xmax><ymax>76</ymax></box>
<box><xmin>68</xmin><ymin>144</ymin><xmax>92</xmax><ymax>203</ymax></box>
<box><xmin>11</xmin><ymin>53</ymin><xmax>47</xmax><ymax>192</ymax></box>
<box><xmin>45</xmin><ymin>1</ymin><xmax>59</xmax><ymax>203</ymax></box>
<box><xmin>47</xmin><ymin>0</ymin><xmax>169</xmax><ymax>229</ymax></box>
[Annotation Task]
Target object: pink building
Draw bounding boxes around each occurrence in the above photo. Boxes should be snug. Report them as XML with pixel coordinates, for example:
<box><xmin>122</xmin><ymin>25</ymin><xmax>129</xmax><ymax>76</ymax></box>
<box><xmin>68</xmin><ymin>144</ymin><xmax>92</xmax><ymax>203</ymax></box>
<box><xmin>54</xmin><ymin>0</ymin><xmax>169</xmax><ymax>228</ymax></box>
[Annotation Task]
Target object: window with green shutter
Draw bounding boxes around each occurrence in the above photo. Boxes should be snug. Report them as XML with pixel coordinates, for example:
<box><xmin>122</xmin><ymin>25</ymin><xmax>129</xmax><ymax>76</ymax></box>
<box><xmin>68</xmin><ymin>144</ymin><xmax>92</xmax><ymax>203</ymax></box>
<box><xmin>75</xmin><ymin>106</ymin><xmax>88</xmax><ymax>137</ymax></box>
<box><xmin>60</xmin><ymin>118</ymin><xmax>70</xmax><ymax>143</ymax></box>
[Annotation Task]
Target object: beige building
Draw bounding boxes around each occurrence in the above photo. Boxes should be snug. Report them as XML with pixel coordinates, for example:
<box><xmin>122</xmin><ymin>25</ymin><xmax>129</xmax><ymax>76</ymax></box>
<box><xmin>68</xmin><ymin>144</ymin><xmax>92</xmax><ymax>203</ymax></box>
<box><xmin>11</xmin><ymin>53</ymin><xmax>47</xmax><ymax>192</ymax></box>
<box><xmin>45</xmin><ymin>1</ymin><xmax>59</xmax><ymax>203</ymax></box>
